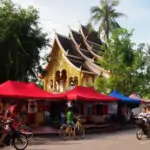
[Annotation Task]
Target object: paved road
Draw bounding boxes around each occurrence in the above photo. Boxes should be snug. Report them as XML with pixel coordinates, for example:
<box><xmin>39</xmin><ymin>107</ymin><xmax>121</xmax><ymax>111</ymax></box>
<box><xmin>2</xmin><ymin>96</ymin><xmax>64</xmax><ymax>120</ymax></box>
<box><xmin>3</xmin><ymin>129</ymin><xmax>150</xmax><ymax>150</ymax></box>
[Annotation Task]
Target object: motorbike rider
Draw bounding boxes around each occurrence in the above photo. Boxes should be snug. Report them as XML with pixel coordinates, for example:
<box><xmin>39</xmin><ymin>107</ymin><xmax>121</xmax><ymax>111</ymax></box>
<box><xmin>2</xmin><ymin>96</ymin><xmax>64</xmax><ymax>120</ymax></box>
<box><xmin>137</xmin><ymin>107</ymin><xmax>149</xmax><ymax>128</ymax></box>
<box><xmin>138</xmin><ymin>107</ymin><xmax>147</xmax><ymax>120</ymax></box>
<box><xmin>0</xmin><ymin>104</ymin><xmax>19</xmax><ymax>146</ymax></box>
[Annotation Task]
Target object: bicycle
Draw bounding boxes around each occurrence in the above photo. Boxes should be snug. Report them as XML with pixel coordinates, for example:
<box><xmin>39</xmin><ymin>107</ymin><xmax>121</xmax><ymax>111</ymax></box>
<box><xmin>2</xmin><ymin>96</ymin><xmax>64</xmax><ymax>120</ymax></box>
<box><xmin>75</xmin><ymin>116</ymin><xmax>85</xmax><ymax>139</ymax></box>
<box><xmin>59</xmin><ymin>116</ymin><xmax>85</xmax><ymax>140</ymax></box>
<box><xmin>0</xmin><ymin>119</ymin><xmax>28</xmax><ymax>150</ymax></box>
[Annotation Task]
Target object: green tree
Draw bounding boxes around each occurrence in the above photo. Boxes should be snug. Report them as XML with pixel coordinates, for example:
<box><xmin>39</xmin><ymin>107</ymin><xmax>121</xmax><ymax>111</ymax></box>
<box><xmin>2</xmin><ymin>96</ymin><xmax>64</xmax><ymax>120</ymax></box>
<box><xmin>90</xmin><ymin>0</ymin><xmax>125</xmax><ymax>41</ymax></box>
<box><xmin>140</xmin><ymin>44</ymin><xmax>150</xmax><ymax>99</ymax></box>
<box><xmin>0</xmin><ymin>0</ymin><xmax>49</xmax><ymax>83</ymax></box>
<box><xmin>95</xmin><ymin>28</ymin><xmax>146</xmax><ymax>96</ymax></box>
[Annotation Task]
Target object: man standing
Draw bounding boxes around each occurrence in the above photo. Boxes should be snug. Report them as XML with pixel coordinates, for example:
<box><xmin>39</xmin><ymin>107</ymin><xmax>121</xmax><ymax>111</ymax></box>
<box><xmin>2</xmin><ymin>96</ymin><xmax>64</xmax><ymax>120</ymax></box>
<box><xmin>66</xmin><ymin>106</ymin><xmax>76</xmax><ymax>138</ymax></box>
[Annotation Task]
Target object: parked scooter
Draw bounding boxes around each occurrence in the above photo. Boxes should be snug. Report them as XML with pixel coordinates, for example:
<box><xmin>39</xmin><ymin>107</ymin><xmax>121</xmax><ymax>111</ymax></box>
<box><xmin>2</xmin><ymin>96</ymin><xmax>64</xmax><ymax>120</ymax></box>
<box><xmin>135</xmin><ymin>116</ymin><xmax>150</xmax><ymax>140</ymax></box>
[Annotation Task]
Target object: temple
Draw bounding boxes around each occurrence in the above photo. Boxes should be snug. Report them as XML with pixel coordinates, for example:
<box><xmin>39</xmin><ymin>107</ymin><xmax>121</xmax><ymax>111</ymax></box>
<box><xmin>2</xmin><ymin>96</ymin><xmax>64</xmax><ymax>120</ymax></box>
<box><xmin>40</xmin><ymin>24</ymin><xmax>110</xmax><ymax>93</ymax></box>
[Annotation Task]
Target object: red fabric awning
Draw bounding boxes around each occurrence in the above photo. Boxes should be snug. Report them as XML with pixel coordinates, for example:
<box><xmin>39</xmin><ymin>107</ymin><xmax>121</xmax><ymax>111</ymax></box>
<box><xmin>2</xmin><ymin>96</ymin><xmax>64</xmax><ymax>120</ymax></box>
<box><xmin>0</xmin><ymin>80</ymin><xmax>66</xmax><ymax>100</ymax></box>
<box><xmin>64</xmin><ymin>86</ymin><xmax>119</xmax><ymax>102</ymax></box>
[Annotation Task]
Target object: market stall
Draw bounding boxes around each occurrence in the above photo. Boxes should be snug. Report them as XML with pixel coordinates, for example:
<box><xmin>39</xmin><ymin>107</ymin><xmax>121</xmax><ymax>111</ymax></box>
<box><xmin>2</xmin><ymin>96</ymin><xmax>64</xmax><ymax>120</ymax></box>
<box><xmin>0</xmin><ymin>80</ymin><xmax>66</xmax><ymax>126</ymax></box>
<box><xmin>109</xmin><ymin>90</ymin><xmax>141</xmax><ymax>122</ymax></box>
<box><xmin>64</xmin><ymin>86</ymin><xmax>119</xmax><ymax>124</ymax></box>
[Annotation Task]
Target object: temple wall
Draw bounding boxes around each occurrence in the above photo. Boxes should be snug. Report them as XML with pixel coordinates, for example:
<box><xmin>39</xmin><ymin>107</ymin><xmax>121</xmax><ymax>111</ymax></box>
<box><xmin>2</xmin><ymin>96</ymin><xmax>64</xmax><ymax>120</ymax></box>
<box><xmin>43</xmin><ymin>40</ymin><xmax>98</xmax><ymax>93</ymax></box>
<box><xmin>43</xmin><ymin>42</ymin><xmax>81</xmax><ymax>93</ymax></box>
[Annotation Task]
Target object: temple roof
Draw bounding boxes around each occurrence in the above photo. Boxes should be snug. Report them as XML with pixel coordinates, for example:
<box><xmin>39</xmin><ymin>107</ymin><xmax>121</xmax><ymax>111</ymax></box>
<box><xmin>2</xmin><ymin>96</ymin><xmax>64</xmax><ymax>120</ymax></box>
<box><xmin>87</xmin><ymin>41</ymin><xmax>102</xmax><ymax>54</ymax></box>
<box><xmin>57</xmin><ymin>34</ymin><xmax>82</xmax><ymax>59</ymax></box>
<box><xmin>67</xmin><ymin>56</ymin><xmax>95</xmax><ymax>74</ymax></box>
<box><xmin>69</xmin><ymin>30</ymin><xmax>87</xmax><ymax>49</ymax></box>
<box><xmin>80</xmin><ymin>25</ymin><xmax>102</xmax><ymax>45</ymax></box>
<box><xmin>80</xmin><ymin>48</ymin><xmax>94</xmax><ymax>59</ymax></box>
<box><xmin>56</xmin><ymin>34</ymin><xmax>95</xmax><ymax>74</ymax></box>
<box><xmin>41</xmin><ymin>24</ymin><xmax>109</xmax><ymax>78</ymax></box>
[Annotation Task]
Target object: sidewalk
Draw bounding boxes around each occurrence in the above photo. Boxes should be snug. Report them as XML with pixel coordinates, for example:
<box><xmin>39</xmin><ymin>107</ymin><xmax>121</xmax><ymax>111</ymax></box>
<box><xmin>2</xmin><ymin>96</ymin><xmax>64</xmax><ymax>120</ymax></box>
<box><xmin>86</xmin><ymin>123</ymin><xmax>136</xmax><ymax>134</ymax></box>
<box><xmin>33</xmin><ymin>123</ymin><xmax>136</xmax><ymax>136</ymax></box>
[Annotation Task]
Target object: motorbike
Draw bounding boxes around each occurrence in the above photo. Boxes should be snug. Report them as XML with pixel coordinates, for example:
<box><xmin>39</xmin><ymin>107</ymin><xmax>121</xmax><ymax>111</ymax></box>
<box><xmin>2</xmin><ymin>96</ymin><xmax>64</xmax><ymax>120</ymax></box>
<box><xmin>135</xmin><ymin>116</ymin><xmax>150</xmax><ymax>140</ymax></box>
<box><xmin>0</xmin><ymin>119</ymin><xmax>28</xmax><ymax>150</ymax></box>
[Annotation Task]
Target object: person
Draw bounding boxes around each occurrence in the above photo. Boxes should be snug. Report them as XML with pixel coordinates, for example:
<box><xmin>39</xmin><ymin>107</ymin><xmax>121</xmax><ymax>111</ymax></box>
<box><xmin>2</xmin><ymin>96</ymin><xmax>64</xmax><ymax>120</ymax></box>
<box><xmin>66</xmin><ymin>107</ymin><xmax>76</xmax><ymax>138</ymax></box>
<box><xmin>146</xmin><ymin>106</ymin><xmax>150</xmax><ymax>125</ymax></box>
<box><xmin>0</xmin><ymin>104</ymin><xmax>19</xmax><ymax>146</ymax></box>
<box><xmin>138</xmin><ymin>107</ymin><xmax>147</xmax><ymax>124</ymax></box>
<box><xmin>138</xmin><ymin>107</ymin><xmax>147</xmax><ymax>117</ymax></box>
<box><xmin>60</xmin><ymin>111</ymin><xmax>66</xmax><ymax>125</ymax></box>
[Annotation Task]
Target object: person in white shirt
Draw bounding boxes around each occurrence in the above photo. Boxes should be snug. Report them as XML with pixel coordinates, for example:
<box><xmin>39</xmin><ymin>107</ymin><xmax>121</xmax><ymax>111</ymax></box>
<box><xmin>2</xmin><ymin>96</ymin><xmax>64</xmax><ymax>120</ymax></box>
<box><xmin>146</xmin><ymin>107</ymin><xmax>150</xmax><ymax>123</ymax></box>
<box><xmin>138</xmin><ymin>107</ymin><xmax>147</xmax><ymax>124</ymax></box>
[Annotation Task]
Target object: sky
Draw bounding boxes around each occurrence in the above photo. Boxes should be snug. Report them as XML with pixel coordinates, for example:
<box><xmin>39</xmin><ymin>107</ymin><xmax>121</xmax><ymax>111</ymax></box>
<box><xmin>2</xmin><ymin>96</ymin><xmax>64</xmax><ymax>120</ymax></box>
<box><xmin>12</xmin><ymin>0</ymin><xmax>150</xmax><ymax>45</ymax></box>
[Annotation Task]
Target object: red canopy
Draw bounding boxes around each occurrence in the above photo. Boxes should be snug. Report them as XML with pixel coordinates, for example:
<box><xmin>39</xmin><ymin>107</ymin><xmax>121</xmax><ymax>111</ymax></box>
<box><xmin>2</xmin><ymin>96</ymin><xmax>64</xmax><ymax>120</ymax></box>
<box><xmin>64</xmin><ymin>86</ymin><xmax>119</xmax><ymax>102</ymax></box>
<box><xmin>0</xmin><ymin>80</ymin><xmax>66</xmax><ymax>100</ymax></box>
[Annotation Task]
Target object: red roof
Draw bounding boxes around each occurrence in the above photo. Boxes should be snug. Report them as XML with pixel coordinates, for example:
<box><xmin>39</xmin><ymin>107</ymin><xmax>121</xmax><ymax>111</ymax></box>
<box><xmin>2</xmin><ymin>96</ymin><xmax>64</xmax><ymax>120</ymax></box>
<box><xmin>65</xmin><ymin>86</ymin><xmax>119</xmax><ymax>102</ymax></box>
<box><xmin>129</xmin><ymin>93</ymin><xmax>142</xmax><ymax>100</ymax></box>
<box><xmin>0</xmin><ymin>80</ymin><xmax>66</xmax><ymax>100</ymax></box>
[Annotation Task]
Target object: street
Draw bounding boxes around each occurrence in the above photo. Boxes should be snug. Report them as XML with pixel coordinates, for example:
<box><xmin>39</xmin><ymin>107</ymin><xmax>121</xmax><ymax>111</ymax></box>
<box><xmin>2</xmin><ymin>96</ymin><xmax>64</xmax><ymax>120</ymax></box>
<box><xmin>4</xmin><ymin>129</ymin><xmax>150</xmax><ymax>150</ymax></box>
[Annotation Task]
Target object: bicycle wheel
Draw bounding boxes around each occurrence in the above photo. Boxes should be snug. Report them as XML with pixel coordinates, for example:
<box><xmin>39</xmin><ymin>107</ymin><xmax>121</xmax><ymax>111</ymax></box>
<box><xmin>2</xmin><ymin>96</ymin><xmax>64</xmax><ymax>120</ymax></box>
<box><xmin>13</xmin><ymin>134</ymin><xmax>28</xmax><ymax>150</ymax></box>
<box><xmin>76</xmin><ymin>125</ymin><xmax>85</xmax><ymax>139</ymax></box>
<box><xmin>59</xmin><ymin>125</ymin><xmax>70</xmax><ymax>140</ymax></box>
<box><xmin>19</xmin><ymin>125</ymin><xmax>33</xmax><ymax>141</ymax></box>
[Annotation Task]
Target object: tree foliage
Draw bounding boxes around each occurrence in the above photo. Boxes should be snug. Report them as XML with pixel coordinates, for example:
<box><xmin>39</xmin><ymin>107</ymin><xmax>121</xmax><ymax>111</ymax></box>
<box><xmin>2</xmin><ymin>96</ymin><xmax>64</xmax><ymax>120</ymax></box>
<box><xmin>90</xmin><ymin>0</ymin><xmax>125</xmax><ymax>41</ymax></box>
<box><xmin>95</xmin><ymin>28</ymin><xmax>150</xmax><ymax>98</ymax></box>
<box><xmin>0</xmin><ymin>0</ymin><xmax>49</xmax><ymax>83</ymax></box>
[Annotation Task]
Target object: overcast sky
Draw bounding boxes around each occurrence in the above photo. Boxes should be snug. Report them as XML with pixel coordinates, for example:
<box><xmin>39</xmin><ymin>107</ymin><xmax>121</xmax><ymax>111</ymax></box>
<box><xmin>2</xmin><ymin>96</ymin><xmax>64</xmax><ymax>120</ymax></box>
<box><xmin>12</xmin><ymin>0</ymin><xmax>150</xmax><ymax>44</ymax></box>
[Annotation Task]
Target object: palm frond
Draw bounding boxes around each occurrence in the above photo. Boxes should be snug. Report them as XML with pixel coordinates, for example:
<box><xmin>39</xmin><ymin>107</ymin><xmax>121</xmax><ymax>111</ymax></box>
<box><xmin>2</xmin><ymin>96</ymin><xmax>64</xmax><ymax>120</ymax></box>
<box><xmin>109</xmin><ymin>19</ymin><xmax>121</xmax><ymax>32</ymax></box>
<box><xmin>111</xmin><ymin>0</ymin><xmax>120</xmax><ymax>7</ymax></box>
<box><xmin>113</xmin><ymin>12</ymin><xmax>127</xmax><ymax>18</ymax></box>
<box><xmin>100</xmin><ymin>0</ymin><xmax>108</xmax><ymax>7</ymax></box>
<box><xmin>90</xmin><ymin>6</ymin><xmax>102</xmax><ymax>14</ymax></box>
<box><xmin>90</xmin><ymin>14</ymin><xmax>102</xmax><ymax>24</ymax></box>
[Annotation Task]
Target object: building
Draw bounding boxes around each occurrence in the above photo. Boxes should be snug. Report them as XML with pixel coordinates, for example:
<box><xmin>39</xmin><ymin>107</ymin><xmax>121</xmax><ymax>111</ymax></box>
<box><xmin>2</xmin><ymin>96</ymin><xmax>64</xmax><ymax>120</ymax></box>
<box><xmin>40</xmin><ymin>24</ymin><xmax>110</xmax><ymax>93</ymax></box>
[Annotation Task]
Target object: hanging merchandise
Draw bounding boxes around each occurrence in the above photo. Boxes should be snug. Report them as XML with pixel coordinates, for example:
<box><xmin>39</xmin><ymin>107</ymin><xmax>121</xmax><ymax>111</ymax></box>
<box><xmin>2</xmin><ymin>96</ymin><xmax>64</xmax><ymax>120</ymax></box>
<box><xmin>28</xmin><ymin>100</ymin><xmax>38</xmax><ymax>113</ymax></box>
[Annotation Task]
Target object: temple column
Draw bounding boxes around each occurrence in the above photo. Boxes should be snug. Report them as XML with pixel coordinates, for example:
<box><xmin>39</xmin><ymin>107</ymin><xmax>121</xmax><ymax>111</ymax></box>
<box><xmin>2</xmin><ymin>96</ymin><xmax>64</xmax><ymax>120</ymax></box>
<box><xmin>44</xmin><ymin>79</ymin><xmax>47</xmax><ymax>91</ymax></box>
<box><xmin>66</xmin><ymin>69</ymin><xmax>69</xmax><ymax>90</ymax></box>
<box><xmin>53</xmin><ymin>76</ymin><xmax>56</xmax><ymax>92</ymax></box>
<box><xmin>78</xmin><ymin>71</ymin><xmax>82</xmax><ymax>85</ymax></box>
<box><xmin>59</xmin><ymin>70</ymin><xmax>63</xmax><ymax>92</ymax></box>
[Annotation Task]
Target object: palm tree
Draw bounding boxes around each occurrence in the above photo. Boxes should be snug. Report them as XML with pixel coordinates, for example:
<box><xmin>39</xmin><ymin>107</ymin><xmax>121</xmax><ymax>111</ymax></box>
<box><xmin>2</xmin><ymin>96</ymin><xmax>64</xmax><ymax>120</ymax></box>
<box><xmin>90</xmin><ymin>0</ymin><xmax>126</xmax><ymax>41</ymax></box>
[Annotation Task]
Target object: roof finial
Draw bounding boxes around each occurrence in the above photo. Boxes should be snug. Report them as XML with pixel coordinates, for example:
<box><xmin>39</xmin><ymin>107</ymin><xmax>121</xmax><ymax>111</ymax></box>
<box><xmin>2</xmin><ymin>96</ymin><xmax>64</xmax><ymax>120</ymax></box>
<box><xmin>53</xmin><ymin>29</ymin><xmax>57</xmax><ymax>36</ymax></box>
<box><xmin>77</xmin><ymin>20</ymin><xmax>81</xmax><ymax>25</ymax></box>
<box><xmin>68</xmin><ymin>25</ymin><xmax>71</xmax><ymax>30</ymax></box>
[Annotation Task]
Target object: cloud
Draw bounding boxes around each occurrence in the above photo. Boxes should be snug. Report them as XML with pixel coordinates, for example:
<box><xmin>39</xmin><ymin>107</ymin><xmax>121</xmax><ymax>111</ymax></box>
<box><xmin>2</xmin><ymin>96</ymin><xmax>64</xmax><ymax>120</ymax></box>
<box><xmin>12</xmin><ymin>0</ymin><xmax>150</xmax><ymax>44</ymax></box>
